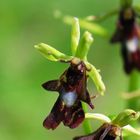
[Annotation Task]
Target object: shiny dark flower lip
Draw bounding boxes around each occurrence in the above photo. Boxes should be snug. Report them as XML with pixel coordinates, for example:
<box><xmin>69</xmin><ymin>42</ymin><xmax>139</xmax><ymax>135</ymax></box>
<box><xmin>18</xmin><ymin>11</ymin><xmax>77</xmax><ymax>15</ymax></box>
<box><xmin>73</xmin><ymin>123</ymin><xmax>122</xmax><ymax>140</ymax></box>
<box><xmin>111</xmin><ymin>7</ymin><xmax>140</xmax><ymax>74</ymax></box>
<box><xmin>42</xmin><ymin>58</ymin><xmax>94</xmax><ymax>130</ymax></box>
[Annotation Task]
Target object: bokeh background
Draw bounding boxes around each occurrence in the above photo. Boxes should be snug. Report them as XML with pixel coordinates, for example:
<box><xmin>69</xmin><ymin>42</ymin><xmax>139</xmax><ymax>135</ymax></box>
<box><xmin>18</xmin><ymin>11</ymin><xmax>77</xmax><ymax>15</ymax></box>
<box><xmin>0</xmin><ymin>0</ymin><xmax>140</xmax><ymax>140</ymax></box>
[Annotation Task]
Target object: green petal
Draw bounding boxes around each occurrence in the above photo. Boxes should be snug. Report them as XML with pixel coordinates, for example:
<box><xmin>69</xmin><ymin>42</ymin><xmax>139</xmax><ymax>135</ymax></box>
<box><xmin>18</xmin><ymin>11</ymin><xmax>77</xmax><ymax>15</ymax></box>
<box><xmin>85</xmin><ymin>61</ymin><xmax>106</xmax><ymax>95</ymax></box>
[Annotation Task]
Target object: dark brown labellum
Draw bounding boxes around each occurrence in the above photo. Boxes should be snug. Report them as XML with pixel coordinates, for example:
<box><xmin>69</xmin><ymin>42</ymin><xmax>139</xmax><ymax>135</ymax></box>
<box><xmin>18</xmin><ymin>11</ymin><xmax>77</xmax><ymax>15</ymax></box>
<box><xmin>42</xmin><ymin>60</ymin><xmax>94</xmax><ymax>129</ymax></box>
<box><xmin>111</xmin><ymin>8</ymin><xmax>140</xmax><ymax>74</ymax></box>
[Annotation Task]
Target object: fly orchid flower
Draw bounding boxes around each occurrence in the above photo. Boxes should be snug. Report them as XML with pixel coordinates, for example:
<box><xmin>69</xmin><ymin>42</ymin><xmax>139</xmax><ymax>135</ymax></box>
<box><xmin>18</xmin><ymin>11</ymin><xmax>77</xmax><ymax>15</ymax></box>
<box><xmin>34</xmin><ymin>18</ymin><xmax>105</xmax><ymax>130</ymax></box>
<box><xmin>111</xmin><ymin>7</ymin><xmax>140</xmax><ymax>74</ymax></box>
<box><xmin>42</xmin><ymin>58</ymin><xmax>94</xmax><ymax>129</ymax></box>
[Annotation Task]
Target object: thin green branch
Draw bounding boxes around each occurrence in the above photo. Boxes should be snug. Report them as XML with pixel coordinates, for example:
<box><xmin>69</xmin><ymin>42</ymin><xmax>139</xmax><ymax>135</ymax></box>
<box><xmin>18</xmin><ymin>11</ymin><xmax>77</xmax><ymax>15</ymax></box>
<box><xmin>122</xmin><ymin>90</ymin><xmax>140</xmax><ymax>100</ymax></box>
<box><xmin>63</xmin><ymin>15</ymin><xmax>108</xmax><ymax>37</ymax></box>
<box><xmin>85</xmin><ymin>9</ymin><xmax>118</xmax><ymax>22</ymax></box>
<box><xmin>127</xmin><ymin>71</ymin><xmax>140</xmax><ymax>110</ymax></box>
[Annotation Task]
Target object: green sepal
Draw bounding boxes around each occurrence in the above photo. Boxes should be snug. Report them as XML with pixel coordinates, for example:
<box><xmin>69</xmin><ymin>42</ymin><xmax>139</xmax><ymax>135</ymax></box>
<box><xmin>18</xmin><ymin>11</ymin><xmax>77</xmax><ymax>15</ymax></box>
<box><xmin>75</xmin><ymin>31</ymin><xmax>93</xmax><ymax>60</ymax></box>
<box><xmin>85</xmin><ymin>61</ymin><xmax>106</xmax><ymax>95</ymax></box>
<box><xmin>71</xmin><ymin>17</ymin><xmax>80</xmax><ymax>56</ymax></box>
<box><xmin>34</xmin><ymin>43</ymin><xmax>73</xmax><ymax>62</ymax></box>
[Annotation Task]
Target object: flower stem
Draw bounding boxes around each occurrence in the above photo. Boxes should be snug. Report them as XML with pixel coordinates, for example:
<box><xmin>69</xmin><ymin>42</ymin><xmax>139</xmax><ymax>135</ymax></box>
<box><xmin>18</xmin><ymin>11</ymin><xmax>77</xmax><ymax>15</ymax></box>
<box><xmin>120</xmin><ymin>0</ymin><xmax>133</xmax><ymax>8</ymax></box>
<box><xmin>127</xmin><ymin>71</ymin><xmax>140</xmax><ymax>110</ymax></box>
<box><xmin>82</xmin><ymin>103</ymin><xmax>93</xmax><ymax>134</ymax></box>
<box><xmin>126</xmin><ymin>71</ymin><xmax>140</xmax><ymax>140</ymax></box>
<box><xmin>85</xmin><ymin>9</ymin><xmax>118</xmax><ymax>22</ymax></box>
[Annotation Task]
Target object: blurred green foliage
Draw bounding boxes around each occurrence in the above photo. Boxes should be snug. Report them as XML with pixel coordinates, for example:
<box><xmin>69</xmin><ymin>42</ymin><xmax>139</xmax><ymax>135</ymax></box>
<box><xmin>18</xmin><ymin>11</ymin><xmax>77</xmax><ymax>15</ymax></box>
<box><xmin>0</xmin><ymin>0</ymin><xmax>140</xmax><ymax>140</ymax></box>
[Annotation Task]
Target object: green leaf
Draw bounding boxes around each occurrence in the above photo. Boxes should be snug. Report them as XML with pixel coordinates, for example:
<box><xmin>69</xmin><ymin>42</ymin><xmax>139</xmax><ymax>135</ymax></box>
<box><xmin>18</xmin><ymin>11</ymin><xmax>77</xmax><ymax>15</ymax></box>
<box><xmin>34</xmin><ymin>43</ymin><xmax>73</xmax><ymax>62</ymax></box>
<box><xmin>71</xmin><ymin>17</ymin><xmax>80</xmax><ymax>56</ymax></box>
<box><xmin>85</xmin><ymin>61</ymin><xmax>106</xmax><ymax>95</ymax></box>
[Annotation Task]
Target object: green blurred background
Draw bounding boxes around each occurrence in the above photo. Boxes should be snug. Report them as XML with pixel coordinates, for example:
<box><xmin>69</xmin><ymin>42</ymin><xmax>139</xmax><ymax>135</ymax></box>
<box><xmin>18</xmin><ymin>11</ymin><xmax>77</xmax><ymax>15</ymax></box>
<box><xmin>0</xmin><ymin>0</ymin><xmax>140</xmax><ymax>140</ymax></box>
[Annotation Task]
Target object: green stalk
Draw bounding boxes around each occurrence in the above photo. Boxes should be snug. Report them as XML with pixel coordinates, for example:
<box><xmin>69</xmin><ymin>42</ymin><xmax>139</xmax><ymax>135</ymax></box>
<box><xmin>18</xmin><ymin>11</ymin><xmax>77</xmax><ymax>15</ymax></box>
<box><xmin>82</xmin><ymin>103</ymin><xmax>93</xmax><ymax>134</ymax></box>
<box><xmin>126</xmin><ymin>71</ymin><xmax>140</xmax><ymax>140</ymax></box>
<box><xmin>127</xmin><ymin>71</ymin><xmax>140</xmax><ymax>110</ymax></box>
<box><xmin>128</xmin><ymin>71</ymin><xmax>140</xmax><ymax>92</ymax></box>
<box><xmin>85</xmin><ymin>9</ymin><xmax>118</xmax><ymax>22</ymax></box>
<box><xmin>120</xmin><ymin>0</ymin><xmax>133</xmax><ymax>8</ymax></box>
